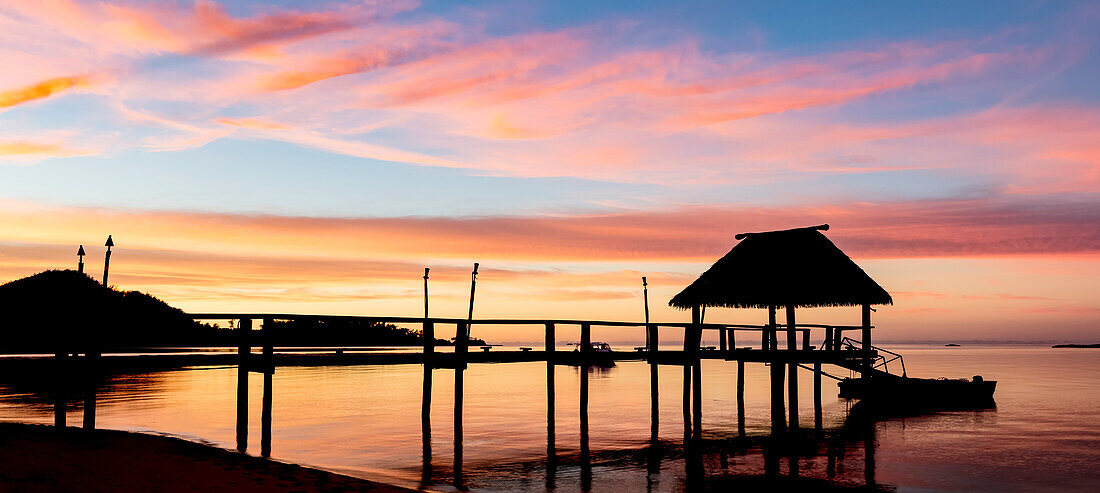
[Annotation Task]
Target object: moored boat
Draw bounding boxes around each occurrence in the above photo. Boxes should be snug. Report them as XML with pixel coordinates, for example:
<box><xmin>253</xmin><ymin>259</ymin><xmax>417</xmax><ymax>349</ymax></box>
<box><xmin>839</xmin><ymin>374</ymin><xmax>996</xmax><ymax>410</ymax></box>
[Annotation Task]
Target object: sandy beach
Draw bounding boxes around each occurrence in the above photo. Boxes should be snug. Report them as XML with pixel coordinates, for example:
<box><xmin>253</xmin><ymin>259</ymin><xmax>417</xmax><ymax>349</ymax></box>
<box><xmin>0</xmin><ymin>423</ymin><xmax>414</xmax><ymax>492</ymax></box>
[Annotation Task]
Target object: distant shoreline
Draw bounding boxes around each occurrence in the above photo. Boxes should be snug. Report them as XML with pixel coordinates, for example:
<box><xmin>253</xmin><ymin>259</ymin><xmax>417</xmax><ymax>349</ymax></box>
<box><xmin>0</xmin><ymin>422</ymin><xmax>414</xmax><ymax>492</ymax></box>
<box><xmin>1052</xmin><ymin>343</ymin><xmax>1100</xmax><ymax>348</ymax></box>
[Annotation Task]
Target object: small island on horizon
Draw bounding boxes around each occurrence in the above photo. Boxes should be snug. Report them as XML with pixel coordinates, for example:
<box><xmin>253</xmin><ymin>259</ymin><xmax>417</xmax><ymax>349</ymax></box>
<box><xmin>1052</xmin><ymin>343</ymin><xmax>1100</xmax><ymax>348</ymax></box>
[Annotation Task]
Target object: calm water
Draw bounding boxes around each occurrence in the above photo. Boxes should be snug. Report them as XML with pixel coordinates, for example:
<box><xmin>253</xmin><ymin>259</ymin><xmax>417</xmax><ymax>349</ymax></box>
<box><xmin>1</xmin><ymin>345</ymin><xmax>1098</xmax><ymax>492</ymax></box>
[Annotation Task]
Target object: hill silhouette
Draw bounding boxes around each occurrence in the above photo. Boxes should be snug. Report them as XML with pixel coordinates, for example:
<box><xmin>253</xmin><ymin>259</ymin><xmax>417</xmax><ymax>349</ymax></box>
<box><xmin>0</xmin><ymin>270</ymin><xmax>466</xmax><ymax>352</ymax></box>
<box><xmin>0</xmin><ymin>270</ymin><xmax>208</xmax><ymax>352</ymax></box>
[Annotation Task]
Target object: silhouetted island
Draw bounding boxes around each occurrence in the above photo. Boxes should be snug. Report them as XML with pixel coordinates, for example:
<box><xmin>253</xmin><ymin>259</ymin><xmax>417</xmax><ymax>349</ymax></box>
<box><xmin>1052</xmin><ymin>343</ymin><xmax>1100</xmax><ymax>348</ymax></box>
<box><xmin>0</xmin><ymin>270</ymin><xmax>476</xmax><ymax>352</ymax></box>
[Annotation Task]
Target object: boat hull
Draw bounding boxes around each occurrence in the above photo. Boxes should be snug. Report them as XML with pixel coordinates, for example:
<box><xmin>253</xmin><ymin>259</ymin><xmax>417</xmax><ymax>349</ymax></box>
<box><xmin>838</xmin><ymin>377</ymin><xmax>996</xmax><ymax>410</ymax></box>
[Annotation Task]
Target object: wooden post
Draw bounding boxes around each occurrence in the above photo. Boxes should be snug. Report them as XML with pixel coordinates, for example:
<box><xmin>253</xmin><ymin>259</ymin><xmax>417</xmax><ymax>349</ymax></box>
<box><xmin>768</xmin><ymin>305</ymin><xmax>784</xmax><ymax>436</ymax></box>
<box><xmin>579</xmin><ymin>349</ymin><xmax>592</xmax><ymax>491</ymax></box>
<box><xmin>422</xmin><ymin>319</ymin><xmax>434</xmax><ymax>457</ymax></box>
<box><xmin>83</xmin><ymin>351</ymin><xmax>97</xmax><ymax>430</ymax></box>
<box><xmin>422</xmin><ymin>362</ymin><xmax>433</xmax><ymax>486</ymax></box>
<box><xmin>770</xmin><ymin>358</ymin><xmax>786</xmax><ymax>437</ymax></box>
<box><xmin>825</xmin><ymin>326</ymin><xmax>834</xmax><ymax>351</ymax></box>
<box><xmin>261</xmin><ymin>318</ymin><xmax>273</xmax><ymax>458</ymax></box>
<box><xmin>737</xmin><ymin>360</ymin><xmax>745</xmax><ymax>437</ymax></box>
<box><xmin>728</xmin><ymin>329</ymin><xmax>735</xmax><ymax>352</ymax></box>
<box><xmin>261</xmin><ymin>370</ymin><xmax>272</xmax><ymax>458</ymax></box>
<box><xmin>54</xmin><ymin>354</ymin><xmax>65</xmax><ymax>429</ymax></box>
<box><xmin>814</xmin><ymin>362</ymin><xmax>823</xmax><ymax>432</ymax></box>
<box><xmin>453</xmin><ymin>358</ymin><xmax>464</xmax><ymax>488</ymax></box>
<box><xmin>546</xmin><ymin>323</ymin><xmax>555</xmax><ymax>460</ymax></box>
<box><xmin>648</xmin><ymin>323</ymin><xmax>659</xmax><ymax>443</ymax></box>
<box><xmin>579</xmin><ymin>360</ymin><xmax>590</xmax><ymax>467</ymax></box>
<box><xmin>580</xmin><ymin>323</ymin><xmax>591</xmax><ymax>354</ymax></box>
<box><xmin>787</xmin><ymin>305</ymin><xmax>799</xmax><ymax>433</ymax></box>
<box><xmin>719</xmin><ymin>328</ymin><xmax>727</xmax><ymax>352</ymax></box>
<box><xmin>802</xmin><ymin>330</ymin><xmax>810</xmax><ymax>351</ymax></box>
<box><xmin>768</xmin><ymin>306</ymin><xmax>778</xmax><ymax>350</ymax></box>
<box><xmin>862</xmin><ymin>304</ymin><xmax>872</xmax><ymax>376</ymax></box>
<box><xmin>682</xmin><ymin>363</ymin><xmax>692</xmax><ymax>438</ymax></box>
<box><xmin>455</xmin><ymin>322</ymin><xmax>468</xmax><ymax>370</ymax></box>
<box><xmin>236</xmin><ymin>318</ymin><xmax>250</xmax><ymax>453</ymax></box>
<box><xmin>690</xmin><ymin>306</ymin><xmax>702</xmax><ymax>440</ymax></box>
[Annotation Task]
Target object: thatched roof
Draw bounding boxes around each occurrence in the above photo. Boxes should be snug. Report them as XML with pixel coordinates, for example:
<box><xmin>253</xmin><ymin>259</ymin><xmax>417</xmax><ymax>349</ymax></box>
<box><xmin>669</xmin><ymin>224</ymin><xmax>892</xmax><ymax>309</ymax></box>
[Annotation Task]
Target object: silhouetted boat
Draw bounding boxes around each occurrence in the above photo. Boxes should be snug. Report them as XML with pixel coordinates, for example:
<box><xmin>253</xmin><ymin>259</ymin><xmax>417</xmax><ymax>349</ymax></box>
<box><xmin>839</xmin><ymin>374</ymin><xmax>996</xmax><ymax>409</ymax></box>
<box><xmin>561</xmin><ymin>342</ymin><xmax>616</xmax><ymax>367</ymax></box>
<box><xmin>945</xmin><ymin>343</ymin><xmax>961</xmax><ymax>347</ymax></box>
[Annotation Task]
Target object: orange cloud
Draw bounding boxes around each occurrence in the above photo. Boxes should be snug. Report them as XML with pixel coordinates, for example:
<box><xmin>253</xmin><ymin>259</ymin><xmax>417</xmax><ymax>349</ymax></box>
<box><xmin>0</xmin><ymin>141</ymin><xmax>62</xmax><ymax>155</ymax></box>
<box><xmin>0</xmin><ymin>75</ymin><xmax>89</xmax><ymax>108</ymax></box>
<box><xmin>1</xmin><ymin>195</ymin><xmax>1097</xmax><ymax>265</ymax></box>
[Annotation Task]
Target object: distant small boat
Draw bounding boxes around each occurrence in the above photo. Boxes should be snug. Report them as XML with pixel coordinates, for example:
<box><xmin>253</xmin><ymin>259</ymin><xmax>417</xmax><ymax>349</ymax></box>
<box><xmin>569</xmin><ymin>342</ymin><xmax>614</xmax><ymax>353</ymax></box>
<box><xmin>945</xmin><ymin>343</ymin><xmax>961</xmax><ymax>347</ymax></box>
<box><xmin>839</xmin><ymin>375</ymin><xmax>996</xmax><ymax>409</ymax></box>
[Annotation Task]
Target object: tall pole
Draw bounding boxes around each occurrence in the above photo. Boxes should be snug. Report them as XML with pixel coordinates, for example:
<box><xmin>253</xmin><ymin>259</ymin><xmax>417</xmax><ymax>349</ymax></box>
<box><xmin>466</xmin><ymin>263</ymin><xmax>478</xmax><ymax>338</ymax></box>
<box><xmin>644</xmin><ymin>277</ymin><xmax>658</xmax><ymax>442</ymax></box>
<box><xmin>101</xmin><ymin>235</ymin><xmax>114</xmax><ymax>285</ymax></box>
<box><xmin>77</xmin><ymin>245</ymin><xmax>85</xmax><ymax>274</ymax></box>
<box><xmin>423</xmin><ymin>268</ymin><xmax>430</xmax><ymax>319</ymax></box>
<box><xmin>642</xmin><ymin>277</ymin><xmax>651</xmax><ymax>346</ymax></box>
<box><xmin>421</xmin><ymin>267</ymin><xmax>432</xmax><ymax>482</ymax></box>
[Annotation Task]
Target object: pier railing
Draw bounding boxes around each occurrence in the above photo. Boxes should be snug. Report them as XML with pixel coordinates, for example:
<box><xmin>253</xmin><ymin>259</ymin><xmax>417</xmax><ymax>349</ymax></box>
<box><xmin>185</xmin><ymin>313</ymin><xmax>874</xmax><ymax>360</ymax></box>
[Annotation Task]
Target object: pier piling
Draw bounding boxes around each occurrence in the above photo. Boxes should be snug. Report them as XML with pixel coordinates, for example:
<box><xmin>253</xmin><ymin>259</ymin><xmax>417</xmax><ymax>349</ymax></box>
<box><xmin>787</xmin><ymin>305</ymin><xmax>799</xmax><ymax>433</ymax></box>
<box><xmin>545</xmin><ymin>323</ymin><xmax>555</xmax><ymax>460</ymax></box>
<box><xmin>83</xmin><ymin>350</ymin><xmax>97</xmax><ymax>431</ymax></box>
<box><xmin>814</xmin><ymin>362</ymin><xmax>823</xmax><ymax>432</ymax></box>
<box><xmin>261</xmin><ymin>318</ymin><xmax>273</xmax><ymax>458</ymax></box>
<box><xmin>737</xmin><ymin>360</ymin><xmax>745</xmax><ymax>437</ymax></box>
<box><xmin>236</xmin><ymin>318</ymin><xmax>250</xmax><ymax>452</ymax></box>
<box><xmin>648</xmin><ymin>322</ymin><xmax>659</xmax><ymax>443</ymax></box>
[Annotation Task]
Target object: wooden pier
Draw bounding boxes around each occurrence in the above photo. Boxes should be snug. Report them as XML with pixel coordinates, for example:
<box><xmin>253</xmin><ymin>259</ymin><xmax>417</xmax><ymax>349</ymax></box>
<box><xmin>36</xmin><ymin>224</ymin><xmax>896</xmax><ymax>486</ymax></box>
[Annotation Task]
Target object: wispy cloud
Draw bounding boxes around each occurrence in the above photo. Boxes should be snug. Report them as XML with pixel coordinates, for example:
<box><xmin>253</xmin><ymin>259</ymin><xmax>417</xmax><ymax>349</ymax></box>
<box><xmin>0</xmin><ymin>75</ymin><xmax>90</xmax><ymax>108</ymax></box>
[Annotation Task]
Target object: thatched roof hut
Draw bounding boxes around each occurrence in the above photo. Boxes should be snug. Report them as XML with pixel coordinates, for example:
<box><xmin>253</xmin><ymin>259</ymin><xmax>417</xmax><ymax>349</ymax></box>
<box><xmin>669</xmin><ymin>224</ymin><xmax>891</xmax><ymax>310</ymax></box>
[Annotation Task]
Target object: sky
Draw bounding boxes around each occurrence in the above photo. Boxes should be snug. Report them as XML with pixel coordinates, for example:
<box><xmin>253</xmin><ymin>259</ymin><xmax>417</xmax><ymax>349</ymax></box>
<box><xmin>1</xmin><ymin>0</ymin><xmax>1098</xmax><ymax>343</ymax></box>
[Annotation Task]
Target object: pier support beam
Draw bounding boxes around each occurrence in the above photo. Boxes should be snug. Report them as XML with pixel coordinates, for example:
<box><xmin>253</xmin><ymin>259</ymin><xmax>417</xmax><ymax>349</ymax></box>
<box><xmin>737</xmin><ymin>360</ymin><xmax>746</xmax><ymax>437</ymax></box>
<box><xmin>770</xmin><ymin>360</ymin><xmax>786</xmax><ymax>437</ymax></box>
<box><xmin>768</xmin><ymin>305</ymin><xmax>785</xmax><ymax>436</ymax></box>
<box><xmin>692</xmin><ymin>307</ymin><xmax>703</xmax><ymax>439</ymax></box>
<box><xmin>83</xmin><ymin>349</ymin><xmax>99</xmax><ymax>431</ymax></box>
<box><xmin>579</xmin><ymin>359</ymin><xmax>591</xmax><ymax>491</ymax></box>
<box><xmin>261</xmin><ymin>318</ymin><xmax>273</xmax><ymax>458</ymax></box>
<box><xmin>546</xmin><ymin>323</ymin><xmax>555</xmax><ymax>460</ymax></box>
<box><xmin>54</xmin><ymin>353</ymin><xmax>65</xmax><ymax>429</ymax></box>
<box><xmin>862</xmin><ymin>304</ymin><xmax>872</xmax><ymax>377</ymax></box>
<box><xmin>814</xmin><ymin>362</ymin><xmax>823</xmax><ymax>432</ymax></box>
<box><xmin>787</xmin><ymin>305</ymin><xmax>799</xmax><ymax>434</ymax></box>
<box><xmin>648</xmin><ymin>322</ymin><xmax>659</xmax><ymax>443</ymax></box>
<box><xmin>236</xmin><ymin>318</ymin><xmax>250</xmax><ymax>453</ymax></box>
<box><xmin>453</xmin><ymin>322</ymin><xmax>467</xmax><ymax>489</ymax></box>
<box><xmin>580</xmin><ymin>323</ymin><xmax>591</xmax><ymax>354</ymax></box>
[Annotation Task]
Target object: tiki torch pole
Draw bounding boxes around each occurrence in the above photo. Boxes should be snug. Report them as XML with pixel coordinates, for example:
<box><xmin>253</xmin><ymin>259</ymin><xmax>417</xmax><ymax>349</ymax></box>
<box><xmin>101</xmin><ymin>235</ymin><xmax>114</xmax><ymax>285</ymax></box>
<box><xmin>466</xmin><ymin>263</ymin><xmax>479</xmax><ymax>333</ymax></box>
<box><xmin>77</xmin><ymin>245</ymin><xmax>85</xmax><ymax>274</ymax></box>
<box><xmin>642</xmin><ymin>277</ymin><xmax>651</xmax><ymax>348</ymax></box>
<box><xmin>423</xmin><ymin>268</ymin><xmax>430</xmax><ymax>320</ymax></box>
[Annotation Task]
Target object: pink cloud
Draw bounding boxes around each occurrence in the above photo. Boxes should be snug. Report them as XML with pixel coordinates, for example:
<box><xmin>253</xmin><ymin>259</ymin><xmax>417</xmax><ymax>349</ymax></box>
<box><xmin>2</xmin><ymin>195</ymin><xmax>1097</xmax><ymax>263</ymax></box>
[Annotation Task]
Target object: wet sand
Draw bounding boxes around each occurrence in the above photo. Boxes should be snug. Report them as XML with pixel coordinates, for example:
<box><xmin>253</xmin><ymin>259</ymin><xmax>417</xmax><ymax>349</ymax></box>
<box><xmin>0</xmin><ymin>423</ymin><xmax>414</xmax><ymax>492</ymax></box>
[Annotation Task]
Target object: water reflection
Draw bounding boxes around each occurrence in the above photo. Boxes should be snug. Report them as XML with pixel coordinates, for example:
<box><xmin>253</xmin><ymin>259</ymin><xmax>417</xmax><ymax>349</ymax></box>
<box><xmin>6</xmin><ymin>349</ymin><xmax>1095</xmax><ymax>492</ymax></box>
